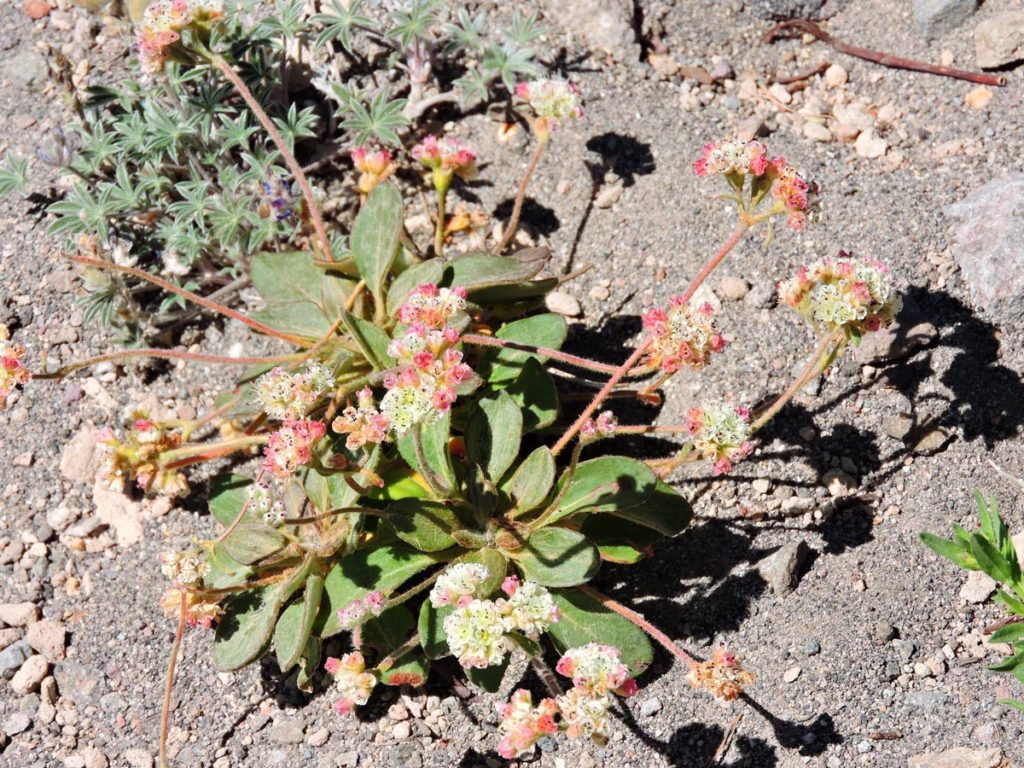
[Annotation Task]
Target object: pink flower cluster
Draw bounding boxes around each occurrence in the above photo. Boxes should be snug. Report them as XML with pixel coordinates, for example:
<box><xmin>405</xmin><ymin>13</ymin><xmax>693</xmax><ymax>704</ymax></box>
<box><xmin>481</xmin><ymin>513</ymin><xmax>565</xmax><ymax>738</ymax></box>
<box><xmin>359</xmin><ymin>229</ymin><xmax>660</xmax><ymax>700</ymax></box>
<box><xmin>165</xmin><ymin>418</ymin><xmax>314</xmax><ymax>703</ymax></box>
<box><xmin>337</xmin><ymin>590</ymin><xmax>385</xmax><ymax>629</ymax></box>
<box><xmin>0</xmin><ymin>324</ymin><xmax>30</xmax><ymax>410</ymax></box>
<box><xmin>515</xmin><ymin>79</ymin><xmax>584</xmax><ymax>134</ymax></box>
<box><xmin>412</xmin><ymin>135</ymin><xmax>478</xmax><ymax>186</ymax></box>
<box><xmin>262</xmin><ymin>418</ymin><xmax>326</xmax><ymax>477</ymax></box>
<box><xmin>556</xmin><ymin>642</ymin><xmax>638</xmax><ymax>699</ymax></box>
<box><xmin>352</xmin><ymin>147</ymin><xmax>395</xmax><ymax>196</ymax></box>
<box><xmin>685</xmin><ymin>403</ymin><xmax>754</xmax><ymax>475</ymax></box>
<box><xmin>685</xmin><ymin>646</ymin><xmax>755</xmax><ymax>702</ymax></box>
<box><xmin>694</xmin><ymin>139</ymin><xmax>813</xmax><ymax>230</ymax></box>
<box><xmin>397</xmin><ymin>283</ymin><xmax>467</xmax><ymax>329</ymax></box>
<box><xmin>778</xmin><ymin>254</ymin><xmax>901</xmax><ymax>337</ymax></box>
<box><xmin>332</xmin><ymin>387</ymin><xmax>391</xmax><ymax>452</ymax></box>
<box><xmin>580</xmin><ymin>410</ymin><xmax>618</xmax><ymax>440</ymax></box>
<box><xmin>161</xmin><ymin>589</ymin><xmax>222</xmax><ymax>630</ymax></box>
<box><xmin>325</xmin><ymin>652</ymin><xmax>377</xmax><ymax>715</ymax></box>
<box><xmin>136</xmin><ymin>0</ymin><xmax>224</xmax><ymax>74</ymax></box>
<box><xmin>496</xmin><ymin>689</ymin><xmax>559</xmax><ymax>759</ymax></box>
<box><xmin>643</xmin><ymin>298</ymin><xmax>725</xmax><ymax>374</ymax></box>
<box><xmin>99</xmin><ymin>416</ymin><xmax>188</xmax><ymax>497</ymax></box>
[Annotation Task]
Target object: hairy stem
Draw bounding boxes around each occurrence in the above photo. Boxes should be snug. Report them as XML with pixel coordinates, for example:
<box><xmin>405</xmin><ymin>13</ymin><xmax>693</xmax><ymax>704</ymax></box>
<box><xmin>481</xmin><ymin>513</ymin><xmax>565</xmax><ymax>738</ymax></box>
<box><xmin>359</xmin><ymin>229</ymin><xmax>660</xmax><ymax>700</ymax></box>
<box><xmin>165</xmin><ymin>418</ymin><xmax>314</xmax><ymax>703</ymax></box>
<box><xmin>376</xmin><ymin>633</ymin><xmax>422</xmax><ymax>673</ymax></box>
<box><xmin>495</xmin><ymin>138</ymin><xmax>547</xmax><ymax>255</ymax></box>
<box><xmin>750</xmin><ymin>331</ymin><xmax>841</xmax><ymax>432</ymax></box>
<box><xmin>211</xmin><ymin>56</ymin><xmax>333</xmax><ymax>259</ymax></box>
<box><xmin>434</xmin><ymin>186</ymin><xmax>447</xmax><ymax>259</ymax></box>
<box><xmin>158</xmin><ymin>591</ymin><xmax>187</xmax><ymax>768</ymax></box>
<box><xmin>161</xmin><ymin>434</ymin><xmax>267</xmax><ymax>469</ymax></box>
<box><xmin>531</xmin><ymin>656</ymin><xmax>564</xmax><ymax>699</ymax></box>
<box><xmin>578</xmin><ymin>584</ymin><xmax>697</xmax><ymax>669</ymax></box>
<box><xmin>461</xmin><ymin>333</ymin><xmax>655</xmax><ymax>378</ymax></box>
<box><xmin>70</xmin><ymin>256</ymin><xmax>309</xmax><ymax>346</ymax></box>
<box><xmin>34</xmin><ymin>348</ymin><xmax>301</xmax><ymax>380</ymax></box>
<box><xmin>550</xmin><ymin>225</ymin><xmax>750</xmax><ymax>456</ymax></box>
<box><xmin>386</xmin><ymin>569</ymin><xmax>442</xmax><ymax>610</ymax></box>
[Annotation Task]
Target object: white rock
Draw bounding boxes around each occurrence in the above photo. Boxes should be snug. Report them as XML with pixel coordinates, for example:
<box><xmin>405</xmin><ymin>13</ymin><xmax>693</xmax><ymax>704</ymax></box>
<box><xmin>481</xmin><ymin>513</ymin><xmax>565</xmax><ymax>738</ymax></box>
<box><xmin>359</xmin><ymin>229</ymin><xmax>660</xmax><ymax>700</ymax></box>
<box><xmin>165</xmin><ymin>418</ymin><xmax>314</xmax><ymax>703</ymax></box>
<box><xmin>545</xmin><ymin>291</ymin><xmax>582</xmax><ymax>317</ymax></box>
<box><xmin>821</xmin><ymin>469</ymin><xmax>857</xmax><ymax>497</ymax></box>
<box><xmin>855</xmin><ymin>130</ymin><xmax>888</xmax><ymax>159</ymax></box>
<box><xmin>594</xmin><ymin>183</ymin><xmax>623</xmax><ymax>209</ymax></box>
<box><xmin>824</xmin><ymin>64</ymin><xmax>848</xmax><ymax>88</ymax></box>
<box><xmin>10</xmin><ymin>654</ymin><xmax>48</xmax><ymax>694</ymax></box>
<box><xmin>959</xmin><ymin>570</ymin><xmax>997</xmax><ymax>604</ymax></box>
<box><xmin>718</xmin><ymin>276</ymin><xmax>750</xmax><ymax>301</ymax></box>
<box><xmin>908</xmin><ymin>748</ymin><xmax>1003</xmax><ymax>768</ymax></box>
<box><xmin>60</xmin><ymin>427</ymin><xmax>103</xmax><ymax>484</ymax></box>
<box><xmin>0</xmin><ymin>602</ymin><xmax>40</xmax><ymax>627</ymax></box>
<box><xmin>783</xmin><ymin>666</ymin><xmax>801</xmax><ymax>683</ymax></box>
<box><xmin>769</xmin><ymin>82</ymin><xmax>792</xmax><ymax>104</ymax></box>
<box><xmin>25</xmin><ymin>619</ymin><xmax>66</xmax><ymax>662</ymax></box>
<box><xmin>803</xmin><ymin>122</ymin><xmax>833</xmax><ymax>142</ymax></box>
<box><xmin>92</xmin><ymin>481</ymin><xmax>144</xmax><ymax>547</ymax></box>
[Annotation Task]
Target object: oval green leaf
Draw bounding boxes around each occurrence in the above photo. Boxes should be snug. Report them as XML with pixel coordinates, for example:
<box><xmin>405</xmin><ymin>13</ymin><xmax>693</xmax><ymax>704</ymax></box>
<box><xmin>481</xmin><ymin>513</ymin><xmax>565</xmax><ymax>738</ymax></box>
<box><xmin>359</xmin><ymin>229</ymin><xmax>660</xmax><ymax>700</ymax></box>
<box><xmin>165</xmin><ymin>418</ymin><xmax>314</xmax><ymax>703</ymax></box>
<box><xmin>547</xmin><ymin>588</ymin><xmax>654</xmax><ymax>676</ymax></box>
<box><xmin>509</xmin><ymin>527</ymin><xmax>599</xmax><ymax>587</ymax></box>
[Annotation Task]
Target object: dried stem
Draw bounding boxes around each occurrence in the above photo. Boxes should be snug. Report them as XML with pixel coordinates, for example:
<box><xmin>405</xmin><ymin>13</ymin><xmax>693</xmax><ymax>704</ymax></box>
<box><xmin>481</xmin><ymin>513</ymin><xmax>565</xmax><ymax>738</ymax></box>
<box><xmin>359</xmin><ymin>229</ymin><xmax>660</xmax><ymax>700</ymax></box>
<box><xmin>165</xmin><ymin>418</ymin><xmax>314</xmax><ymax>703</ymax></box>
<box><xmin>211</xmin><ymin>56</ymin><xmax>334</xmax><ymax>258</ymax></box>
<box><xmin>578</xmin><ymin>584</ymin><xmax>697</xmax><ymax>669</ymax></box>
<box><xmin>494</xmin><ymin>137</ymin><xmax>547</xmax><ymax>255</ymax></box>
<box><xmin>764</xmin><ymin>20</ymin><xmax>1006</xmax><ymax>87</ymax></box>
<box><xmin>34</xmin><ymin>348</ymin><xmax>301</xmax><ymax>380</ymax></box>
<box><xmin>69</xmin><ymin>256</ymin><xmax>309</xmax><ymax>346</ymax></box>
<box><xmin>158</xmin><ymin>590</ymin><xmax>187</xmax><ymax>768</ymax></box>
<box><xmin>707</xmin><ymin>711</ymin><xmax>744</xmax><ymax>767</ymax></box>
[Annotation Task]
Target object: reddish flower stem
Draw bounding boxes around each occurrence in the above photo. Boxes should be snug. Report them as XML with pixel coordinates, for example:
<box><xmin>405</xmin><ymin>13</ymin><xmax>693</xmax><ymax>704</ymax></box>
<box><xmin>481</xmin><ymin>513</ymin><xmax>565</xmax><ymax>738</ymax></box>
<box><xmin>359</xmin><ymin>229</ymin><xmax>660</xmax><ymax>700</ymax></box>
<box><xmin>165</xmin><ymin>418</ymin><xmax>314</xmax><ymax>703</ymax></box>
<box><xmin>70</xmin><ymin>256</ymin><xmax>309</xmax><ymax>346</ymax></box>
<box><xmin>494</xmin><ymin>137</ymin><xmax>548</xmax><ymax>255</ymax></box>
<box><xmin>551</xmin><ymin>225</ymin><xmax>749</xmax><ymax>457</ymax></box>
<box><xmin>750</xmin><ymin>330</ymin><xmax>840</xmax><ymax>432</ymax></box>
<box><xmin>34</xmin><ymin>348</ymin><xmax>301</xmax><ymax>380</ymax></box>
<box><xmin>158</xmin><ymin>590</ymin><xmax>187</xmax><ymax>768</ymax></box>
<box><xmin>461</xmin><ymin>332</ymin><xmax>651</xmax><ymax>377</ymax></box>
<box><xmin>578</xmin><ymin>584</ymin><xmax>697</xmax><ymax>669</ymax></box>
<box><xmin>211</xmin><ymin>56</ymin><xmax>334</xmax><ymax>259</ymax></box>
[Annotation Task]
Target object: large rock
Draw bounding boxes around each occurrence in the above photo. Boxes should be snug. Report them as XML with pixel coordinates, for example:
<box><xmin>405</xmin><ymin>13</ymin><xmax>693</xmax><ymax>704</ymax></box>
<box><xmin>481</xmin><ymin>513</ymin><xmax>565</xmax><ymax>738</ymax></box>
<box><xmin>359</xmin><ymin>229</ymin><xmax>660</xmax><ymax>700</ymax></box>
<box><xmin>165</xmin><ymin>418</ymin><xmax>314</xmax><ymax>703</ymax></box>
<box><xmin>908</xmin><ymin>748</ymin><xmax>1003</xmax><ymax>768</ymax></box>
<box><xmin>975</xmin><ymin>11</ymin><xmax>1024</xmax><ymax>69</ymax></box>
<box><xmin>541</xmin><ymin>0</ymin><xmax>639</xmax><ymax>60</ymax></box>
<box><xmin>914</xmin><ymin>0</ymin><xmax>977</xmax><ymax>39</ymax></box>
<box><xmin>757</xmin><ymin>540</ymin><xmax>814</xmax><ymax>596</ymax></box>
<box><xmin>947</xmin><ymin>174</ymin><xmax>1024</xmax><ymax>325</ymax></box>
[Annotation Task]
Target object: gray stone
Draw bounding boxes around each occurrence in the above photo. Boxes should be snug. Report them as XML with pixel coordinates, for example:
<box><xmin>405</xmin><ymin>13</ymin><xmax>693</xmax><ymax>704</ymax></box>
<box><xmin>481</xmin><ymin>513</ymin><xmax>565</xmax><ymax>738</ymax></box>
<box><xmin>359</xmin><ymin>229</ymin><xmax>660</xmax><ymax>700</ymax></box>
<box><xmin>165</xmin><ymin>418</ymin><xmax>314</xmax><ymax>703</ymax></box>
<box><xmin>747</xmin><ymin>0</ymin><xmax>833</xmax><ymax>20</ymax></box>
<box><xmin>541</xmin><ymin>0</ymin><xmax>639</xmax><ymax>60</ymax></box>
<box><xmin>639</xmin><ymin>697</ymin><xmax>662</xmax><ymax>717</ymax></box>
<box><xmin>803</xmin><ymin>640</ymin><xmax>821</xmax><ymax>656</ymax></box>
<box><xmin>0</xmin><ymin>52</ymin><xmax>49</xmax><ymax>90</ymax></box>
<box><xmin>892</xmin><ymin>639</ymin><xmax>916</xmax><ymax>662</ymax></box>
<box><xmin>873</xmin><ymin>622</ymin><xmax>897</xmax><ymax>644</ymax></box>
<box><xmin>914</xmin><ymin>0</ymin><xmax>977</xmax><ymax>39</ymax></box>
<box><xmin>0</xmin><ymin>641</ymin><xmax>32</xmax><ymax>679</ymax></box>
<box><xmin>908</xmin><ymin>747</ymin><xmax>1003</xmax><ymax>768</ymax></box>
<box><xmin>960</xmin><ymin>570</ymin><xmax>997</xmax><ymax>604</ymax></box>
<box><xmin>53</xmin><ymin>661</ymin><xmax>106</xmax><ymax>707</ymax></box>
<box><xmin>975</xmin><ymin>12</ymin><xmax>1024</xmax><ymax>69</ymax></box>
<box><xmin>268</xmin><ymin>718</ymin><xmax>305</xmax><ymax>744</ymax></box>
<box><xmin>905</xmin><ymin>689</ymin><xmax>948</xmax><ymax>713</ymax></box>
<box><xmin>947</xmin><ymin>174</ymin><xmax>1024</xmax><ymax>324</ymax></box>
<box><xmin>757</xmin><ymin>540</ymin><xmax>813</xmax><ymax>596</ymax></box>
<box><xmin>3</xmin><ymin>712</ymin><xmax>31</xmax><ymax>736</ymax></box>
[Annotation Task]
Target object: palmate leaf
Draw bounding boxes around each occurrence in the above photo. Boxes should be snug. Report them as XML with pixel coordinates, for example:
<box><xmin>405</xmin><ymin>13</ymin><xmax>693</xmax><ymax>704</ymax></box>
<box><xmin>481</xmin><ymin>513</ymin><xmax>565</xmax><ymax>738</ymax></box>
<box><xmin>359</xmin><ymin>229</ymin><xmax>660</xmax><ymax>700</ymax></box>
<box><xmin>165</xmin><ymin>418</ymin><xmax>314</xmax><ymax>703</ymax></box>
<box><xmin>337</xmin><ymin>89</ymin><xmax>410</xmax><ymax>146</ymax></box>
<box><xmin>313</xmin><ymin>0</ymin><xmax>372</xmax><ymax>52</ymax></box>
<box><xmin>0</xmin><ymin>151</ymin><xmax>28</xmax><ymax>196</ymax></box>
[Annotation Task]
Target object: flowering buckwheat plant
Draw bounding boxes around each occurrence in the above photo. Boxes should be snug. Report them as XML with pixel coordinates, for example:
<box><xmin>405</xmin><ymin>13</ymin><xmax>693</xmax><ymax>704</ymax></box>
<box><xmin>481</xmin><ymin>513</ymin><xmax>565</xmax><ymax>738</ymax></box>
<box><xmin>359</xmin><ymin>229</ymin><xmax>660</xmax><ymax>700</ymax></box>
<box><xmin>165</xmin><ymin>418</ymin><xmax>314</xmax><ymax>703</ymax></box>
<box><xmin>136</xmin><ymin>0</ymin><xmax>225</xmax><ymax>74</ymax></box>
<box><xmin>686</xmin><ymin>404</ymin><xmax>755</xmax><ymax>476</ymax></box>
<box><xmin>0</xmin><ymin>324</ymin><xmax>30</xmax><ymax>410</ymax></box>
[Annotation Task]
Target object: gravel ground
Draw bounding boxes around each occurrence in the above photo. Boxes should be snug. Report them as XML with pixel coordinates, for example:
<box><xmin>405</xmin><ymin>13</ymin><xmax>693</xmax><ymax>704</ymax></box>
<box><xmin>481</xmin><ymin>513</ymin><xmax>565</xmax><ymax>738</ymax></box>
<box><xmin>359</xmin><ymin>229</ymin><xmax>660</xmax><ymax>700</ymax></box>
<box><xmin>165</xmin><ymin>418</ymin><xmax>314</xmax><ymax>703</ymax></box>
<box><xmin>1</xmin><ymin>1</ymin><xmax>1023</xmax><ymax>767</ymax></box>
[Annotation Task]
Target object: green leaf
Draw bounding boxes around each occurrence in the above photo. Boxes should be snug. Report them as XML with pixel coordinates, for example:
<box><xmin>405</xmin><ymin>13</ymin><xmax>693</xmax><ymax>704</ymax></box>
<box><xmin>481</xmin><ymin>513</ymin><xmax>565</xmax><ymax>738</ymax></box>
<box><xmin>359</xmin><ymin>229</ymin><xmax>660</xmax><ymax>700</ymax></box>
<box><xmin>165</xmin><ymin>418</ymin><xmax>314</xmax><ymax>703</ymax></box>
<box><xmin>990</xmin><ymin>623</ymin><xmax>1024</xmax><ymax>645</ymax></box>
<box><xmin>580</xmin><ymin>515</ymin><xmax>660</xmax><ymax>563</ymax></box>
<box><xmin>466</xmin><ymin>657</ymin><xmax>509</xmax><ymax>692</ymax></box>
<box><xmin>460</xmin><ymin>547</ymin><xmax>508</xmax><ymax>596</ymax></box>
<box><xmin>274</xmin><ymin>573</ymin><xmax>324</xmax><ymax>672</ymax></box>
<box><xmin>544</xmin><ymin>457</ymin><xmax>658</xmax><ymax>526</ymax></box>
<box><xmin>920</xmin><ymin>532</ymin><xmax>976</xmax><ymax>570</ymax></box>
<box><xmin>504</xmin><ymin>357</ymin><xmax>559</xmax><ymax>431</ymax></box>
<box><xmin>209</xmin><ymin>474</ymin><xmax>257</xmax><ymax>528</ymax></box>
<box><xmin>398</xmin><ymin>413</ymin><xmax>456</xmax><ymax>492</ymax></box>
<box><xmin>469</xmin><ymin>277</ymin><xmax>559</xmax><ymax>305</ymax></box>
<box><xmin>351</xmin><ymin>183</ymin><xmax>403</xmax><ymax>307</ymax></box>
<box><xmin>502</xmin><ymin>446</ymin><xmax>555</xmax><ymax>515</ymax></box>
<box><xmin>387</xmin><ymin>499</ymin><xmax>462</xmax><ymax>552</ymax></box>
<box><xmin>251</xmin><ymin>251</ymin><xmax>354</xmax><ymax>339</ymax></box>
<box><xmin>221</xmin><ymin>523</ymin><xmax>288</xmax><ymax>565</ymax></box>
<box><xmin>418</xmin><ymin>601</ymin><xmax>453</xmax><ymax>659</ymax></box>
<box><xmin>362</xmin><ymin>466</ymin><xmax>431</xmax><ymax>502</ymax></box>
<box><xmin>387</xmin><ymin>259</ymin><xmax>445</xmax><ymax>317</ymax></box>
<box><xmin>205</xmin><ymin>542</ymin><xmax>254</xmax><ymax>589</ymax></box>
<box><xmin>302</xmin><ymin>445</ymin><xmax>381</xmax><ymax>514</ymax></box>
<box><xmin>213</xmin><ymin>561</ymin><xmax>310</xmax><ymax>671</ymax></box>
<box><xmin>316</xmin><ymin>544</ymin><xmax>448</xmax><ymax>637</ymax></box>
<box><xmin>971</xmin><ymin>534</ymin><xmax>1014</xmax><ymax>584</ymax></box>
<box><xmin>506</xmin><ymin>632</ymin><xmax>542</xmax><ymax>657</ymax></box>
<box><xmin>361</xmin><ymin>606</ymin><xmax>428</xmax><ymax>686</ymax></box>
<box><xmin>444</xmin><ymin>249</ymin><xmax>548</xmax><ymax>292</ymax></box>
<box><xmin>341</xmin><ymin>310</ymin><xmax>393</xmax><ymax>370</ymax></box>
<box><xmin>996</xmin><ymin>589</ymin><xmax>1024</xmax><ymax>615</ymax></box>
<box><xmin>612</xmin><ymin>480</ymin><xmax>694</xmax><ymax>538</ymax></box>
<box><xmin>547</xmin><ymin>589</ymin><xmax>654</xmax><ymax>676</ymax></box>
<box><xmin>998</xmin><ymin>698</ymin><xmax>1024</xmax><ymax>713</ymax></box>
<box><xmin>488</xmin><ymin>313</ymin><xmax>567</xmax><ymax>383</ymax></box>
<box><xmin>509</xmin><ymin>527</ymin><xmax>599</xmax><ymax>587</ymax></box>
<box><xmin>986</xmin><ymin>649</ymin><xmax>1024</xmax><ymax>682</ymax></box>
<box><xmin>466</xmin><ymin>391</ymin><xmax>522</xmax><ymax>482</ymax></box>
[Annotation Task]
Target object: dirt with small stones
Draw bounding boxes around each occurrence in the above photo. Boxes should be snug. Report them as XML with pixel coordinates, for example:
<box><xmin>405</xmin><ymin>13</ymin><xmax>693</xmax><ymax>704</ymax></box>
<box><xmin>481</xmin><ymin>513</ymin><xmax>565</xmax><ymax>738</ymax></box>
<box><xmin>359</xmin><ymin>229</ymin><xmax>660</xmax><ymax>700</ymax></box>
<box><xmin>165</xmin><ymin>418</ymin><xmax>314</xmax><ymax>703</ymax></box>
<box><xmin>1</xmin><ymin>0</ymin><xmax>1023</xmax><ymax>767</ymax></box>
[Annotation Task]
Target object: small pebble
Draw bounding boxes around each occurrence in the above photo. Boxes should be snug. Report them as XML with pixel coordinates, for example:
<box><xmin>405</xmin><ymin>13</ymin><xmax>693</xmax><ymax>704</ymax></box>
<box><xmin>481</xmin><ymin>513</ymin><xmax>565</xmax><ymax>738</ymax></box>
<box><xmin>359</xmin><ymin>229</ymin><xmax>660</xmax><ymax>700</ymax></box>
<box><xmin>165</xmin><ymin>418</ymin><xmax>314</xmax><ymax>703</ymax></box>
<box><xmin>783</xmin><ymin>666</ymin><xmax>801</xmax><ymax>683</ymax></box>
<box><xmin>640</xmin><ymin>697</ymin><xmax>662</xmax><ymax>717</ymax></box>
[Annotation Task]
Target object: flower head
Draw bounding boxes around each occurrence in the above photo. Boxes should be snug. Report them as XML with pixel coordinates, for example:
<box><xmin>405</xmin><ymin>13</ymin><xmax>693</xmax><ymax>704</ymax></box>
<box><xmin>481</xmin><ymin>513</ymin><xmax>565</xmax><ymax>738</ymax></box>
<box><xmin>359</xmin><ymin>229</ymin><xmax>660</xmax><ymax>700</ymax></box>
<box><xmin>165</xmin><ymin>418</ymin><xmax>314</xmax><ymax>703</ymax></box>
<box><xmin>555</xmin><ymin>643</ymin><xmax>635</xmax><ymax>698</ymax></box>
<box><xmin>136</xmin><ymin>0</ymin><xmax>225</xmax><ymax>74</ymax></box>
<box><xmin>430</xmin><ymin>563</ymin><xmax>492</xmax><ymax>608</ymax></box>
<box><xmin>498</xmin><ymin>579</ymin><xmax>561</xmax><ymax>636</ymax></box>
<box><xmin>686</xmin><ymin>403</ymin><xmax>753</xmax><ymax>475</ymax></box>
<box><xmin>443</xmin><ymin>598</ymin><xmax>509</xmax><ymax>669</ymax></box>
<box><xmin>496</xmin><ymin>689</ymin><xmax>559</xmax><ymax>759</ymax></box>
<box><xmin>337</xmin><ymin>591</ymin><xmax>386</xmax><ymax>629</ymax></box>
<box><xmin>412</xmin><ymin>135</ymin><xmax>478</xmax><ymax>188</ymax></box>
<box><xmin>352</xmin><ymin>147</ymin><xmax>396</xmax><ymax>195</ymax></box>
<box><xmin>99</xmin><ymin>416</ymin><xmax>188</xmax><ymax>496</ymax></box>
<box><xmin>332</xmin><ymin>387</ymin><xmax>391</xmax><ymax>452</ymax></box>
<box><xmin>765</xmin><ymin>156</ymin><xmax>814</xmax><ymax>230</ymax></box>
<box><xmin>258</xmin><ymin>174</ymin><xmax>298</xmax><ymax>222</ymax></box>
<box><xmin>643</xmin><ymin>298</ymin><xmax>725</xmax><ymax>374</ymax></box>
<box><xmin>685</xmin><ymin>646</ymin><xmax>755</xmax><ymax>702</ymax></box>
<box><xmin>694</xmin><ymin>139</ymin><xmax>770</xmax><ymax>178</ymax></box>
<box><xmin>397</xmin><ymin>283</ymin><xmax>467</xmax><ymax>329</ymax></box>
<box><xmin>557</xmin><ymin>687</ymin><xmax>611</xmax><ymax>745</ymax></box>
<box><xmin>581</xmin><ymin>410</ymin><xmax>618</xmax><ymax>440</ymax></box>
<box><xmin>255</xmin><ymin>363</ymin><xmax>334</xmax><ymax>420</ymax></box>
<box><xmin>262</xmin><ymin>418</ymin><xmax>326</xmax><ymax>477</ymax></box>
<box><xmin>0</xmin><ymin>324</ymin><xmax>30</xmax><ymax>410</ymax></box>
<box><xmin>160</xmin><ymin>549</ymin><xmax>209</xmax><ymax>587</ymax></box>
<box><xmin>516</xmin><ymin>79</ymin><xmax>584</xmax><ymax>135</ymax></box>
<box><xmin>162</xmin><ymin>588</ymin><xmax>222</xmax><ymax>629</ymax></box>
<box><xmin>778</xmin><ymin>255</ymin><xmax>901</xmax><ymax>337</ymax></box>
<box><xmin>325</xmin><ymin>652</ymin><xmax>377</xmax><ymax>715</ymax></box>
